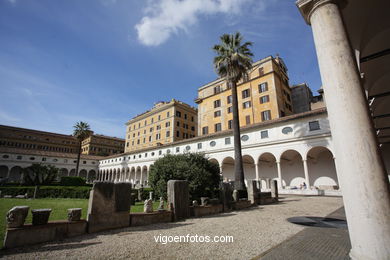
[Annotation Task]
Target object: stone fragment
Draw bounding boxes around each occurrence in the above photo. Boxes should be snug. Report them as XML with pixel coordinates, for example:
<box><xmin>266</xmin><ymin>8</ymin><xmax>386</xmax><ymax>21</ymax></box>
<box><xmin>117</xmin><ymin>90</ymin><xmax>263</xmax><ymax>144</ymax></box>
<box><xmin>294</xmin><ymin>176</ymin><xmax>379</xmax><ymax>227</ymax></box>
<box><xmin>157</xmin><ymin>197</ymin><xmax>165</xmax><ymax>211</ymax></box>
<box><xmin>233</xmin><ymin>190</ymin><xmax>239</xmax><ymax>202</ymax></box>
<box><xmin>167</xmin><ymin>180</ymin><xmax>190</xmax><ymax>221</ymax></box>
<box><xmin>32</xmin><ymin>209</ymin><xmax>52</xmax><ymax>225</ymax></box>
<box><xmin>6</xmin><ymin>206</ymin><xmax>29</xmax><ymax>228</ymax></box>
<box><xmin>201</xmin><ymin>197</ymin><xmax>209</xmax><ymax>206</ymax></box>
<box><xmin>67</xmin><ymin>208</ymin><xmax>82</xmax><ymax>222</ymax></box>
<box><xmin>192</xmin><ymin>200</ymin><xmax>199</xmax><ymax>206</ymax></box>
<box><xmin>144</xmin><ymin>199</ymin><xmax>153</xmax><ymax>213</ymax></box>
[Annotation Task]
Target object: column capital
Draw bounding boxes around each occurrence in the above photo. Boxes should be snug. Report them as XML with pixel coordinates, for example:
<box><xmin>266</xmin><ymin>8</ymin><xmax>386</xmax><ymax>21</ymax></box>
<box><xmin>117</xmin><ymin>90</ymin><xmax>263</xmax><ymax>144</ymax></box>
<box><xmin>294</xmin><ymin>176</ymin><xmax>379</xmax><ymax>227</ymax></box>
<box><xmin>296</xmin><ymin>0</ymin><xmax>339</xmax><ymax>25</ymax></box>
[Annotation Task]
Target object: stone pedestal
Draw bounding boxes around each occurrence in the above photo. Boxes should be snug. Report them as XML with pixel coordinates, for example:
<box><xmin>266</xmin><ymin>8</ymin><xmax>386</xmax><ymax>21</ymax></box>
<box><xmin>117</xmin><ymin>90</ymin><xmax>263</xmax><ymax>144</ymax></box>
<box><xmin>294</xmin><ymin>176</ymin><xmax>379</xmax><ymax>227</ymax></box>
<box><xmin>167</xmin><ymin>180</ymin><xmax>189</xmax><ymax>221</ymax></box>
<box><xmin>271</xmin><ymin>180</ymin><xmax>278</xmax><ymax>201</ymax></box>
<box><xmin>32</xmin><ymin>209</ymin><xmax>51</xmax><ymax>225</ymax></box>
<box><xmin>200</xmin><ymin>197</ymin><xmax>209</xmax><ymax>206</ymax></box>
<box><xmin>67</xmin><ymin>208</ymin><xmax>82</xmax><ymax>222</ymax></box>
<box><xmin>6</xmin><ymin>206</ymin><xmax>29</xmax><ymax>228</ymax></box>
<box><xmin>87</xmin><ymin>182</ymin><xmax>132</xmax><ymax>233</ymax></box>
<box><xmin>247</xmin><ymin>180</ymin><xmax>259</xmax><ymax>205</ymax></box>
<box><xmin>220</xmin><ymin>182</ymin><xmax>233</xmax><ymax>211</ymax></box>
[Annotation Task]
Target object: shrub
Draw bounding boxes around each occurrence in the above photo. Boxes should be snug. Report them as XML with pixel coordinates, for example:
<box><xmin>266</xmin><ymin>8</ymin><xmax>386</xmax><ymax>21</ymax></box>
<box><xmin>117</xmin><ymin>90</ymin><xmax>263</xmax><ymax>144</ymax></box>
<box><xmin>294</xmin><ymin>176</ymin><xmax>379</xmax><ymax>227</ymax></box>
<box><xmin>22</xmin><ymin>164</ymin><xmax>58</xmax><ymax>185</ymax></box>
<box><xmin>149</xmin><ymin>153</ymin><xmax>220</xmax><ymax>201</ymax></box>
<box><xmin>0</xmin><ymin>186</ymin><xmax>91</xmax><ymax>199</ymax></box>
<box><xmin>60</xmin><ymin>176</ymin><xmax>86</xmax><ymax>186</ymax></box>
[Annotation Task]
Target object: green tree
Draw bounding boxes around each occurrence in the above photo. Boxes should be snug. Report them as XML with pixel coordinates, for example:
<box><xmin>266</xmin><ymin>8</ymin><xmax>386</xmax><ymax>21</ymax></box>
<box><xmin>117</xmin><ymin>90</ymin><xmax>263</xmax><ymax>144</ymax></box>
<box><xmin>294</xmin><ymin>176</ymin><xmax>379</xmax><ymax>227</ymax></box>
<box><xmin>22</xmin><ymin>163</ymin><xmax>58</xmax><ymax>185</ymax></box>
<box><xmin>148</xmin><ymin>153</ymin><xmax>220</xmax><ymax>201</ymax></box>
<box><xmin>73</xmin><ymin>121</ymin><xmax>91</xmax><ymax>177</ymax></box>
<box><xmin>212</xmin><ymin>32</ymin><xmax>253</xmax><ymax>191</ymax></box>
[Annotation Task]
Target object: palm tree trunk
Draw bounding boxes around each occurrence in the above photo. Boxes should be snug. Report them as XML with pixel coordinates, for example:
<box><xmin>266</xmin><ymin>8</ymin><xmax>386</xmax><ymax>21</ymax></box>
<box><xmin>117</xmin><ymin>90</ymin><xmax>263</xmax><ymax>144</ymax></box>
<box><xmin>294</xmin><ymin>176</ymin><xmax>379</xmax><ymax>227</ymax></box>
<box><xmin>230</xmin><ymin>81</ymin><xmax>245</xmax><ymax>191</ymax></box>
<box><xmin>75</xmin><ymin>141</ymin><xmax>82</xmax><ymax>177</ymax></box>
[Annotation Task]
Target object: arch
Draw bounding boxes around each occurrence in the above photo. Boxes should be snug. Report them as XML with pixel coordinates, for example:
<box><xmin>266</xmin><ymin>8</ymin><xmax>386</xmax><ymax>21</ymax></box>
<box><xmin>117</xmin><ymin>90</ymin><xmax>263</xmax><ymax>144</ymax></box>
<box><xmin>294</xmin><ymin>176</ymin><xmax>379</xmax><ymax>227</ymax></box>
<box><xmin>280</xmin><ymin>149</ymin><xmax>305</xmax><ymax>188</ymax></box>
<box><xmin>221</xmin><ymin>157</ymin><xmax>235</xmax><ymax>183</ymax></box>
<box><xmin>209</xmin><ymin>158</ymin><xmax>220</xmax><ymax>167</ymax></box>
<box><xmin>69</xmin><ymin>169</ymin><xmax>76</xmax><ymax>176</ymax></box>
<box><xmin>88</xmin><ymin>170</ymin><xmax>96</xmax><ymax>182</ymax></box>
<box><xmin>306</xmin><ymin>146</ymin><xmax>338</xmax><ymax>190</ymax></box>
<box><xmin>79</xmin><ymin>169</ymin><xmax>87</xmax><ymax>179</ymax></box>
<box><xmin>130</xmin><ymin>167</ymin><xmax>136</xmax><ymax>184</ymax></box>
<box><xmin>242</xmin><ymin>155</ymin><xmax>256</xmax><ymax>185</ymax></box>
<box><xmin>141</xmin><ymin>166</ymin><xmax>148</xmax><ymax>186</ymax></box>
<box><xmin>135</xmin><ymin>166</ymin><xmax>141</xmax><ymax>185</ymax></box>
<box><xmin>0</xmin><ymin>165</ymin><xmax>9</xmax><ymax>179</ymax></box>
<box><xmin>258</xmin><ymin>152</ymin><xmax>278</xmax><ymax>190</ymax></box>
<box><xmin>9</xmin><ymin>166</ymin><xmax>23</xmax><ymax>183</ymax></box>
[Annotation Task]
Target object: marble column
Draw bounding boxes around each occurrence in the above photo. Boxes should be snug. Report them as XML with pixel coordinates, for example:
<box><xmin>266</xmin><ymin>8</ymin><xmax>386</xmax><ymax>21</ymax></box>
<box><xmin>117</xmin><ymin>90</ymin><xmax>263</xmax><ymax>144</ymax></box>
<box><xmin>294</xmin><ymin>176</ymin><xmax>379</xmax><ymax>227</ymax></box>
<box><xmin>297</xmin><ymin>1</ymin><xmax>390</xmax><ymax>259</ymax></box>
<box><xmin>276</xmin><ymin>161</ymin><xmax>282</xmax><ymax>189</ymax></box>
<box><xmin>254</xmin><ymin>163</ymin><xmax>259</xmax><ymax>181</ymax></box>
<box><xmin>302</xmin><ymin>159</ymin><xmax>310</xmax><ymax>188</ymax></box>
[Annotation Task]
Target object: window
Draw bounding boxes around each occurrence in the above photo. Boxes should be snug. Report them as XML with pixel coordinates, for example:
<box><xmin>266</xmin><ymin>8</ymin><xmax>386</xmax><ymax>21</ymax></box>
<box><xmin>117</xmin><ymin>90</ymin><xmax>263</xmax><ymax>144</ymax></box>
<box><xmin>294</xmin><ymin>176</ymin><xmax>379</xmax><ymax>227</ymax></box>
<box><xmin>167</xmin><ymin>111</ymin><xmax>170</xmax><ymax>117</ymax></box>
<box><xmin>158</xmin><ymin>115</ymin><xmax>161</xmax><ymax>120</ymax></box>
<box><xmin>156</xmin><ymin>125</ymin><xmax>161</xmax><ymax>130</ymax></box>
<box><xmin>227</xmin><ymin>95</ymin><xmax>232</xmax><ymax>104</ymax></box>
<box><xmin>184</xmin><ymin>114</ymin><xmax>187</xmax><ymax>120</ymax></box>
<box><xmin>228</xmin><ymin>120</ymin><xmax>233</xmax><ymax>129</ymax></box>
<box><xmin>2</xmin><ymin>155</ymin><xmax>9</xmax><ymax>159</ymax></box>
<box><xmin>197</xmin><ymin>143</ymin><xmax>202</xmax><ymax>149</ymax></box>
<box><xmin>191</xmin><ymin>116</ymin><xmax>194</xmax><ymax>122</ymax></box>
<box><xmin>159</xmin><ymin>150</ymin><xmax>162</xmax><ymax>155</ymax></box>
<box><xmin>176</xmin><ymin>121</ymin><xmax>180</xmax><ymax>127</ymax></box>
<box><xmin>210</xmin><ymin>141</ymin><xmax>216</xmax><ymax>147</ymax></box>
<box><xmin>215</xmin><ymin>123</ymin><xmax>222</xmax><ymax>132</ymax></box>
<box><xmin>245</xmin><ymin>115</ymin><xmax>251</xmax><ymax>125</ymax></box>
<box><xmin>156</xmin><ymin>133</ymin><xmax>161</xmax><ymax>140</ymax></box>
<box><xmin>258</xmin><ymin>67</ymin><xmax>264</xmax><ymax>76</ymax></box>
<box><xmin>261</xmin><ymin>110</ymin><xmax>272</xmax><ymax>121</ymax></box>
<box><xmin>191</xmin><ymin>126</ymin><xmax>195</xmax><ymax>131</ymax></box>
<box><xmin>214</xmin><ymin>99</ymin><xmax>221</xmax><ymax>108</ymax></box>
<box><xmin>281</xmin><ymin>110</ymin><xmax>286</xmax><ymax>117</ymax></box>
<box><xmin>151</xmin><ymin>118</ymin><xmax>154</xmax><ymax>123</ymax></box>
<box><xmin>214</xmin><ymin>110</ymin><xmax>221</xmax><ymax>117</ymax></box>
<box><xmin>176</xmin><ymin>147</ymin><xmax>180</xmax><ymax>153</ymax></box>
<box><xmin>241</xmin><ymin>135</ymin><xmax>249</xmax><ymax>141</ymax></box>
<box><xmin>149</xmin><ymin>136</ymin><xmax>152</xmax><ymax>142</ymax></box>
<box><xmin>166</xmin><ymin>131</ymin><xmax>170</xmax><ymax>137</ymax></box>
<box><xmin>144</xmin><ymin>120</ymin><xmax>147</xmax><ymax>126</ymax></box>
<box><xmin>150</xmin><ymin>127</ymin><xmax>153</xmax><ymax>132</ymax></box>
<box><xmin>176</xmin><ymin>131</ymin><xmax>180</xmax><ymax>137</ymax></box>
<box><xmin>242</xmin><ymin>89</ymin><xmax>250</xmax><ymax>99</ymax></box>
<box><xmin>259</xmin><ymin>82</ymin><xmax>268</xmax><ymax>93</ymax></box>
<box><xmin>309</xmin><ymin>121</ymin><xmax>321</xmax><ymax>131</ymax></box>
<box><xmin>243</xmin><ymin>101</ymin><xmax>251</xmax><ymax>109</ymax></box>
<box><xmin>17</xmin><ymin>155</ymin><xmax>22</xmax><ymax>160</ymax></box>
<box><xmin>225</xmin><ymin>137</ymin><xmax>231</xmax><ymax>145</ymax></box>
<box><xmin>282</xmin><ymin>127</ymin><xmax>293</xmax><ymax>134</ymax></box>
<box><xmin>83</xmin><ymin>161</ymin><xmax>87</xmax><ymax>164</ymax></box>
<box><xmin>137</xmin><ymin>139</ymin><xmax>140</xmax><ymax>144</ymax></box>
<box><xmin>214</xmin><ymin>85</ymin><xmax>221</xmax><ymax>94</ymax></box>
<box><xmin>176</xmin><ymin>111</ymin><xmax>181</xmax><ymax>117</ymax></box>
<box><xmin>166</xmin><ymin>122</ymin><xmax>170</xmax><ymax>127</ymax></box>
<box><xmin>260</xmin><ymin>95</ymin><xmax>270</xmax><ymax>104</ymax></box>
<box><xmin>227</xmin><ymin>106</ymin><xmax>233</xmax><ymax>113</ymax></box>
<box><xmin>260</xmin><ymin>130</ymin><xmax>269</xmax><ymax>139</ymax></box>
<box><xmin>202</xmin><ymin>127</ymin><xmax>208</xmax><ymax>135</ymax></box>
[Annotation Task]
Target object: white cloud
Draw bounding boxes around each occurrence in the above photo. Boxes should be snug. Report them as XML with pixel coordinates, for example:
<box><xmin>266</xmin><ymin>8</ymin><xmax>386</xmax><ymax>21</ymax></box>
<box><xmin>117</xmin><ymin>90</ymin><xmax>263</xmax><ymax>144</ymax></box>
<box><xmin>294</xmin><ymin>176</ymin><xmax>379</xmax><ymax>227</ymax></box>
<box><xmin>135</xmin><ymin>0</ymin><xmax>252</xmax><ymax>46</ymax></box>
<box><xmin>6</xmin><ymin>0</ymin><xmax>16</xmax><ymax>4</ymax></box>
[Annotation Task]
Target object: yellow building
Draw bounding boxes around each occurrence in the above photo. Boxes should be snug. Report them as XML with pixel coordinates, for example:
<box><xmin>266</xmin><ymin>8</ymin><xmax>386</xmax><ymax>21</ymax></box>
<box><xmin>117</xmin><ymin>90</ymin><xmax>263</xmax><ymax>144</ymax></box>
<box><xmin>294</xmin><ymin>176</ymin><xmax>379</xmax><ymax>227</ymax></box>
<box><xmin>81</xmin><ymin>134</ymin><xmax>125</xmax><ymax>156</ymax></box>
<box><xmin>195</xmin><ymin>55</ymin><xmax>293</xmax><ymax>135</ymax></box>
<box><xmin>125</xmin><ymin>99</ymin><xmax>198</xmax><ymax>152</ymax></box>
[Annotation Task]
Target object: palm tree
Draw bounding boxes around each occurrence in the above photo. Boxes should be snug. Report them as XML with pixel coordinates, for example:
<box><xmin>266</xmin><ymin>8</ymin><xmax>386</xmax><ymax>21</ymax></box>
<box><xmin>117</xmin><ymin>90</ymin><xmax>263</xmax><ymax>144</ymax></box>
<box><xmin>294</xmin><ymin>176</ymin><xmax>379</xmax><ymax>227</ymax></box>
<box><xmin>212</xmin><ymin>32</ymin><xmax>253</xmax><ymax>192</ymax></box>
<box><xmin>73</xmin><ymin>121</ymin><xmax>91</xmax><ymax>177</ymax></box>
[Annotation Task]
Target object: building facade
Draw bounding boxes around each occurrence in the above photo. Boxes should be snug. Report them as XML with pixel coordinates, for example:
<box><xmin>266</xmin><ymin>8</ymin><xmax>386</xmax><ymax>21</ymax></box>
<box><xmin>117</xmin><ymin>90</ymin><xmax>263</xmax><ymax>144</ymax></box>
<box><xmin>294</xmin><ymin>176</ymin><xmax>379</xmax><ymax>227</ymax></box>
<box><xmin>125</xmin><ymin>99</ymin><xmax>198</xmax><ymax>152</ymax></box>
<box><xmin>98</xmin><ymin>109</ymin><xmax>347</xmax><ymax>195</ymax></box>
<box><xmin>0</xmin><ymin>125</ymin><xmax>79</xmax><ymax>154</ymax></box>
<box><xmin>0</xmin><ymin>147</ymin><xmax>101</xmax><ymax>183</ymax></box>
<box><xmin>81</xmin><ymin>134</ymin><xmax>125</xmax><ymax>156</ymax></box>
<box><xmin>195</xmin><ymin>55</ymin><xmax>293</xmax><ymax>136</ymax></box>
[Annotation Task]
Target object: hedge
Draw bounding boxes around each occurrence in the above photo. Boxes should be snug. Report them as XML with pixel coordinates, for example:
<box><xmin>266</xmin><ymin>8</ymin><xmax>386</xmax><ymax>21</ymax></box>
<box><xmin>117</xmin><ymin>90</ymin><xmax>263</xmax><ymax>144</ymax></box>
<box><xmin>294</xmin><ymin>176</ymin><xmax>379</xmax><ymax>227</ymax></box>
<box><xmin>60</xmin><ymin>176</ymin><xmax>87</xmax><ymax>186</ymax></box>
<box><xmin>0</xmin><ymin>186</ymin><xmax>91</xmax><ymax>199</ymax></box>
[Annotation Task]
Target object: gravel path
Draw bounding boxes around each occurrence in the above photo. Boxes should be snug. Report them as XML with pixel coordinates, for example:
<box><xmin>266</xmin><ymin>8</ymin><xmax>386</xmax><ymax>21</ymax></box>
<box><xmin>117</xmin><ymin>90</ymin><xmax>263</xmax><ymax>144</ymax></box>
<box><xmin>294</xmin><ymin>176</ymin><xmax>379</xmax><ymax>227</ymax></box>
<box><xmin>1</xmin><ymin>196</ymin><xmax>343</xmax><ymax>260</ymax></box>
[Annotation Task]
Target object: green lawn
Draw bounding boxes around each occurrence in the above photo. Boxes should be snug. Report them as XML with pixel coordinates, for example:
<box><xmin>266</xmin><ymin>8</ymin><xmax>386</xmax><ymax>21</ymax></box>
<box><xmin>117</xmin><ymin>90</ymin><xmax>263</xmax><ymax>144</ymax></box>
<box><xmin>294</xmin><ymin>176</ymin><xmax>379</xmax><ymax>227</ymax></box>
<box><xmin>0</xmin><ymin>198</ymin><xmax>161</xmax><ymax>246</ymax></box>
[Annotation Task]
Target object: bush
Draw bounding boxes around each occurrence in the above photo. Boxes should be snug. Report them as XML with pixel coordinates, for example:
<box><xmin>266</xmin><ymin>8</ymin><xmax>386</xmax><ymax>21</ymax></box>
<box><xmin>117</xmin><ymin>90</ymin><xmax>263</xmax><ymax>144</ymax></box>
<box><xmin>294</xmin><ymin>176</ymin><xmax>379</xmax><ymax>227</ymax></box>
<box><xmin>60</xmin><ymin>176</ymin><xmax>86</xmax><ymax>186</ymax></box>
<box><xmin>0</xmin><ymin>186</ymin><xmax>91</xmax><ymax>199</ymax></box>
<box><xmin>133</xmin><ymin>187</ymin><xmax>154</xmax><ymax>201</ymax></box>
<box><xmin>149</xmin><ymin>153</ymin><xmax>220</xmax><ymax>201</ymax></box>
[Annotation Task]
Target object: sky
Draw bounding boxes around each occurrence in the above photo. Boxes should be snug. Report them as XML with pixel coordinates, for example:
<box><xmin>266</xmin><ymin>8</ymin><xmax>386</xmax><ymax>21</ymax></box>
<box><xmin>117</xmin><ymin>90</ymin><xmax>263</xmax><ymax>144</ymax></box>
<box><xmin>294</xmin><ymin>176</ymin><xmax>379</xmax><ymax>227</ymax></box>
<box><xmin>0</xmin><ymin>0</ymin><xmax>322</xmax><ymax>138</ymax></box>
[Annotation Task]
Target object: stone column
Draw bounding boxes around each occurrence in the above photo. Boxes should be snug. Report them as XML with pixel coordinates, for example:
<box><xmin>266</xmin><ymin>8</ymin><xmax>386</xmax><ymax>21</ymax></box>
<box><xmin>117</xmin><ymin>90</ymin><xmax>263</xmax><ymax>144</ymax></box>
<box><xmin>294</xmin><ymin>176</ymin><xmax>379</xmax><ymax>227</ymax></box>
<box><xmin>140</xmin><ymin>170</ymin><xmax>144</xmax><ymax>186</ymax></box>
<box><xmin>254</xmin><ymin>163</ymin><xmax>259</xmax><ymax>180</ymax></box>
<box><xmin>276</xmin><ymin>161</ymin><xmax>282</xmax><ymax>189</ymax></box>
<box><xmin>167</xmin><ymin>180</ymin><xmax>190</xmax><ymax>221</ymax></box>
<box><xmin>297</xmin><ymin>1</ymin><xmax>390</xmax><ymax>259</ymax></box>
<box><xmin>302</xmin><ymin>159</ymin><xmax>310</xmax><ymax>188</ymax></box>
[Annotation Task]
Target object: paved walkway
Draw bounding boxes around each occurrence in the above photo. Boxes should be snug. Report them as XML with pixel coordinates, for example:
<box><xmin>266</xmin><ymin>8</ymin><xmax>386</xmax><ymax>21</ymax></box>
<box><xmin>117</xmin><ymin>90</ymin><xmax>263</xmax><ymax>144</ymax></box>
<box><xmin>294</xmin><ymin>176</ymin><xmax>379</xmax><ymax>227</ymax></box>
<box><xmin>1</xmin><ymin>196</ymin><xmax>345</xmax><ymax>260</ymax></box>
<box><xmin>255</xmin><ymin>206</ymin><xmax>351</xmax><ymax>260</ymax></box>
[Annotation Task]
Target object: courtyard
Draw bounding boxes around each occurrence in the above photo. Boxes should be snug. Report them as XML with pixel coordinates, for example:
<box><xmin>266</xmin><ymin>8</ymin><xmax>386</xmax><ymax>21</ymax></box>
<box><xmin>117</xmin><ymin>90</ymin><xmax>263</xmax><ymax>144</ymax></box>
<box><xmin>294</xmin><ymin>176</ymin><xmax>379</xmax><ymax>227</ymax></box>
<box><xmin>1</xmin><ymin>195</ymin><xmax>346</xmax><ymax>259</ymax></box>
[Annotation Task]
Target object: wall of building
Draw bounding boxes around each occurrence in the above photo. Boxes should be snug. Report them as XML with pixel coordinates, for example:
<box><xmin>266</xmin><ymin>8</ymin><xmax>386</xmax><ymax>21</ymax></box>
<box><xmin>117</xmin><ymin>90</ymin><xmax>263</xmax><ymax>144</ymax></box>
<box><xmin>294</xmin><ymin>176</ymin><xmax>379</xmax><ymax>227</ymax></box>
<box><xmin>196</xmin><ymin>56</ymin><xmax>293</xmax><ymax>136</ymax></box>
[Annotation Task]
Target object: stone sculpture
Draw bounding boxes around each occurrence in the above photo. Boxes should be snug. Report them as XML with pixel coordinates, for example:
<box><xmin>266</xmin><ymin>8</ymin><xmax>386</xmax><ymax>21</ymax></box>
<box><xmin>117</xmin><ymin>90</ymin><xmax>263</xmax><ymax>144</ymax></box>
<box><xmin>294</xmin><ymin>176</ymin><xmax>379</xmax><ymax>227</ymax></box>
<box><xmin>144</xmin><ymin>199</ymin><xmax>153</xmax><ymax>213</ymax></box>
<box><xmin>67</xmin><ymin>208</ymin><xmax>82</xmax><ymax>222</ymax></box>
<box><xmin>6</xmin><ymin>206</ymin><xmax>29</xmax><ymax>228</ymax></box>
